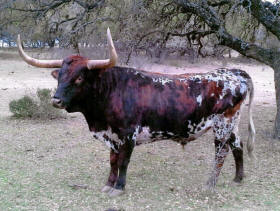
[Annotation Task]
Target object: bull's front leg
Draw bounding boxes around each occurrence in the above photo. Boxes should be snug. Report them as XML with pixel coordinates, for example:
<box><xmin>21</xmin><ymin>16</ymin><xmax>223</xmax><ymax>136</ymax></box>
<box><xmin>101</xmin><ymin>149</ymin><xmax>119</xmax><ymax>193</ymax></box>
<box><xmin>108</xmin><ymin>139</ymin><xmax>135</xmax><ymax>197</ymax></box>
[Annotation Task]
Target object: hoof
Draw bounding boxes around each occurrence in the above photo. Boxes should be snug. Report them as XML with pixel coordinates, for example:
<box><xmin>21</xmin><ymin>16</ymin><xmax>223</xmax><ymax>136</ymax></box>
<box><xmin>206</xmin><ymin>178</ymin><xmax>216</xmax><ymax>191</ymax></box>
<box><xmin>206</xmin><ymin>178</ymin><xmax>216</xmax><ymax>187</ymax></box>
<box><xmin>233</xmin><ymin>173</ymin><xmax>245</xmax><ymax>183</ymax></box>
<box><xmin>233</xmin><ymin>176</ymin><xmax>243</xmax><ymax>183</ymax></box>
<box><xmin>101</xmin><ymin>185</ymin><xmax>113</xmax><ymax>193</ymax></box>
<box><xmin>108</xmin><ymin>188</ymin><xmax>125</xmax><ymax>197</ymax></box>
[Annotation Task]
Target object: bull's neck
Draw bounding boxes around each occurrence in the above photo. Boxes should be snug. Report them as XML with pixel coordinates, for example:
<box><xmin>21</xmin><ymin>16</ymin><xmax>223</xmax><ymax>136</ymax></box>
<box><xmin>81</xmin><ymin>67</ymin><xmax>122</xmax><ymax>132</ymax></box>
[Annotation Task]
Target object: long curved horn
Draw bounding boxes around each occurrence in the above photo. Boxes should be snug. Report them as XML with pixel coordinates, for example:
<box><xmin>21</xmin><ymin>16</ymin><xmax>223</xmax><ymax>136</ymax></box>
<box><xmin>17</xmin><ymin>35</ymin><xmax>63</xmax><ymax>68</ymax></box>
<box><xmin>87</xmin><ymin>28</ymin><xmax>118</xmax><ymax>69</ymax></box>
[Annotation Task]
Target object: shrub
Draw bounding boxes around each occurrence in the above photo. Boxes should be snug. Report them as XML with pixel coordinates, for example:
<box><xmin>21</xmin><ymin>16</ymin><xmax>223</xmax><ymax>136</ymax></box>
<box><xmin>9</xmin><ymin>96</ymin><xmax>38</xmax><ymax>118</ymax></box>
<box><xmin>9</xmin><ymin>88</ymin><xmax>64</xmax><ymax>119</ymax></box>
<box><xmin>36</xmin><ymin>88</ymin><xmax>64</xmax><ymax>119</ymax></box>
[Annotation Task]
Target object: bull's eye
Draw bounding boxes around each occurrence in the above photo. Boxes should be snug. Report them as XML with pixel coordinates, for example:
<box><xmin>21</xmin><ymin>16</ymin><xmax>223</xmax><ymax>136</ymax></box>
<box><xmin>75</xmin><ymin>76</ymin><xmax>83</xmax><ymax>85</ymax></box>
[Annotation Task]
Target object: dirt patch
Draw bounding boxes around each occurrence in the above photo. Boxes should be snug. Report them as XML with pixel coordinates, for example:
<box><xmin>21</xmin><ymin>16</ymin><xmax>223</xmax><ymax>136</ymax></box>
<box><xmin>0</xmin><ymin>49</ymin><xmax>279</xmax><ymax>210</ymax></box>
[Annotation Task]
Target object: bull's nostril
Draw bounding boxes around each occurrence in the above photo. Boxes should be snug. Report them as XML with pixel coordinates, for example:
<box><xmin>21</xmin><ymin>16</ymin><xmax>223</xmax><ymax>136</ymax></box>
<box><xmin>51</xmin><ymin>98</ymin><xmax>64</xmax><ymax>109</ymax></box>
<box><xmin>51</xmin><ymin>98</ymin><xmax>61</xmax><ymax>104</ymax></box>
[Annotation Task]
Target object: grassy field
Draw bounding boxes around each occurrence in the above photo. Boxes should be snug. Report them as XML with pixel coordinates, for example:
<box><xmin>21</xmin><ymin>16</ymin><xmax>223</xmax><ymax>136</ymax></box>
<box><xmin>0</xmin><ymin>106</ymin><xmax>280</xmax><ymax>210</ymax></box>
<box><xmin>0</xmin><ymin>49</ymin><xmax>279</xmax><ymax>210</ymax></box>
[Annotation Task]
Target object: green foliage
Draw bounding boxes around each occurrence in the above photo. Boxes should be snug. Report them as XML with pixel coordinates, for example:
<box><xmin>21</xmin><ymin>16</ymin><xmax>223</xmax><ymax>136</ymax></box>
<box><xmin>9</xmin><ymin>88</ymin><xmax>64</xmax><ymax>119</ymax></box>
<box><xmin>37</xmin><ymin>88</ymin><xmax>51</xmax><ymax>104</ymax></box>
<box><xmin>9</xmin><ymin>96</ymin><xmax>38</xmax><ymax>118</ymax></box>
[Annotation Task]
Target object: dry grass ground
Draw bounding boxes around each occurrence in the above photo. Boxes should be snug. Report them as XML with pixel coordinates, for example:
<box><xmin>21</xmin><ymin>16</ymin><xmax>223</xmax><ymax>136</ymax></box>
<box><xmin>0</xmin><ymin>49</ymin><xmax>279</xmax><ymax>210</ymax></box>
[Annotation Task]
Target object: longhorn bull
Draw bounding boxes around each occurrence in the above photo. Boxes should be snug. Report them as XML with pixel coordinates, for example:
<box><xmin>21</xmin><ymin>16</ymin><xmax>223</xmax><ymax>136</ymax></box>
<box><xmin>17</xmin><ymin>28</ymin><xmax>255</xmax><ymax>197</ymax></box>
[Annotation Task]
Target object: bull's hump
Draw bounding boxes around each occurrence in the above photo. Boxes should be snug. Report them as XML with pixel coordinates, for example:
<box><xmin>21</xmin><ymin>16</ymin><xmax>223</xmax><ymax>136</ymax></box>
<box><xmin>110</xmin><ymin>67</ymin><xmax>175</xmax><ymax>86</ymax></box>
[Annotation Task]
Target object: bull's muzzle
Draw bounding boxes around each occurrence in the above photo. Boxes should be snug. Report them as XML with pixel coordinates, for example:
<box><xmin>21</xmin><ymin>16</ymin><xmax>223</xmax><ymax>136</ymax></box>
<box><xmin>51</xmin><ymin>98</ymin><xmax>65</xmax><ymax>109</ymax></box>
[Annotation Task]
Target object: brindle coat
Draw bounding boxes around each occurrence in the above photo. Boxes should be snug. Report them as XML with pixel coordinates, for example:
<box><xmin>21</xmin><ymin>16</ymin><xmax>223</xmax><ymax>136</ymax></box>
<box><xmin>51</xmin><ymin>55</ymin><xmax>255</xmax><ymax>197</ymax></box>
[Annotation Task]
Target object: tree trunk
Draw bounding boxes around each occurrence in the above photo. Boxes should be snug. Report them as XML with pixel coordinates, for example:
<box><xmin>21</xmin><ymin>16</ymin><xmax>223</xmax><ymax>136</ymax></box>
<box><xmin>273</xmin><ymin>68</ymin><xmax>280</xmax><ymax>140</ymax></box>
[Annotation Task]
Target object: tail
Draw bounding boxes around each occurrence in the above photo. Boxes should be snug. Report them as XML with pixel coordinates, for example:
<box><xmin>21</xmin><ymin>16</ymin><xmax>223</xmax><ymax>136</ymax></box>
<box><xmin>247</xmin><ymin>78</ymin><xmax>255</xmax><ymax>159</ymax></box>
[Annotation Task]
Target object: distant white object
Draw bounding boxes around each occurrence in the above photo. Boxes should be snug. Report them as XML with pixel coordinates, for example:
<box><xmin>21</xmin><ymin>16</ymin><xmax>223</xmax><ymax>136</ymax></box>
<box><xmin>0</xmin><ymin>40</ymin><xmax>9</xmax><ymax>47</ymax></box>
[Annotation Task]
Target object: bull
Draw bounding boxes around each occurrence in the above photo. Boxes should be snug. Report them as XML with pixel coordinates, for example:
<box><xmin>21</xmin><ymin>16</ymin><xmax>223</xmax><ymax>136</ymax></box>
<box><xmin>17</xmin><ymin>28</ymin><xmax>255</xmax><ymax>197</ymax></box>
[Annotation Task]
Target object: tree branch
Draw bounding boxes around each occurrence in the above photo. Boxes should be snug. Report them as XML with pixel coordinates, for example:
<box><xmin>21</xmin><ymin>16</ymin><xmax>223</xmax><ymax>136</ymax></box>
<box><xmin>207</xmin><ymin>0</ymin><xmax>231</xmax><ymax>7</ymax></box>
<box><xmin>244</xmin><ymin>0</ymin><xmax>280</xmax><ymax>40</ymax></box>
<box><xmin>74</xmin><ymin>0</ymin><xmax>105</xmax><ymax>11</ymax></box>
<box><xmin>173</xmin><ymin>0</ymin><xmax>280</xmax><ymax>67</ymax></box>
<box><xmin>262</xmin><ymin>1</ymin><xmax>280</xmax><ymax>15</ymax></box>
<box><xmin>126</xmin><ymin>30</ymin><xmax>164</xmax><ymax>64</ymax></box>
<box><xmin>166</xmin><ymin>30</ymin><xmax>215</xmax><ymax>38</ymax></box>
<box><xmin>10</xmin><ymin>0</ymin><xmax>71</xmax><ymax>16</ymax></box>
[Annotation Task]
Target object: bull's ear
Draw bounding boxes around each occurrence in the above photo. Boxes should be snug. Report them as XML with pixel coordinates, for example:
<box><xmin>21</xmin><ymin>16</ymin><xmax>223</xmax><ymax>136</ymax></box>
<box><xmin>51</xmin><ymin>69</ymin><xmax>59</xmax><ymax>79</ymax></box>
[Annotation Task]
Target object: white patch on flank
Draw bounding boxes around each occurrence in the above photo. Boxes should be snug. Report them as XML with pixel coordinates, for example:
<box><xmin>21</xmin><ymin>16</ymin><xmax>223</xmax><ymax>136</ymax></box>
<box><xmin>186</xmin><ymin>108</ymin><xmax>241</xmax><ymax>143</ymax></box>
<box><xmin>178</xmin><ymin>78</ymin><xmax>187</xmax><ymax>83</ymax></box>
<box><xmin>194</xmin><ymin>117</ymin><xmax>214</xmax><ymax>133</ymax></box>
<box><xmin>187</xmin><ymin>116</ymin><xmax>214</xmax><ymax>140</ymax></box>
<box><xmin>152</xmin><ymin>77</ymin><xmax>173</xmax><ymax>85</ymax></box>
<box><xmin>132</xmin><ymin>125</ymin><xmax>141</xmax><ymax>145</ymax></box>
<box><xmin>91</xmin><ymin>127</ymin><xmax>123</xmax><ymax>152</ymax></box>
<box><xmin>196</xmin><ymin>94</ymin><xmax>202</xmax><ymax>106</ymax></box>
<box><xmin>167</xmin><ymin>132</ymin><xmax>175</xmax><ymax>136</ymax></box>
<box><xmin>132</xmin><ymin>126</ymin><xmax>175</xmax><ymax>144</ymax></box>
<box><xmin>133</xmin><ymin>126</ymin><xmax>152</xmax><ymax>143</ymax></box>
<box><xmin>188</xmin><ymin>120</ymin><xmax>194</xmax><ymax>131</ymax></box>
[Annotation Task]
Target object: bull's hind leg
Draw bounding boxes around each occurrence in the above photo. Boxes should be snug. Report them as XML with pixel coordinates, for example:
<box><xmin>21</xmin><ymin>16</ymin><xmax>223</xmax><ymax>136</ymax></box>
<box><xmin>207</xmin><ymin>114</ymin><xmax>239</xmax><ymax>188</ymax></box>
<box><xmin>228</xmin><ymin>132</ymin><xmax>244</xmax><ymax>183</ymax></box>
<box><xmin>207</xmin><ymin>138</ymin><xmax>230</xmax><ymax>188</ymax></box>
<box><xmin>101</xmin><ymin>150</ymin><xmax>119</xmax><ymax>193</ymax></box>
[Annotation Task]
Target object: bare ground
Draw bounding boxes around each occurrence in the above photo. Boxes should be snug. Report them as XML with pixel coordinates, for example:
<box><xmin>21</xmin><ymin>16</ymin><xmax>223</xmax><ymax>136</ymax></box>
<box><xmin>0</xmin><ymin>50</ymin><xmax>279</xmax><ymax>210</ymax></box>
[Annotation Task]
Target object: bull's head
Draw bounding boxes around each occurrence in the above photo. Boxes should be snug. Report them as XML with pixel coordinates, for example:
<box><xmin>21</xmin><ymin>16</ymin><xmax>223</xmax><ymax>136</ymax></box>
<box><xmin>17</xmin><ymin>28</ymin><xmax>117</xmax><ymax>112</ymax></box>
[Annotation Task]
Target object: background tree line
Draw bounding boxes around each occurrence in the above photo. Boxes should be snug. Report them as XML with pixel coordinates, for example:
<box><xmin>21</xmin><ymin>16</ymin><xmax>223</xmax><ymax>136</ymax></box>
<box><xmin>1</xmin><ymin>0</ymin><xmax>280</xmax><ymax>138</ymax></box>
<box><xmin>1</xmin><ymin>1</ymin><xmax>278</xmax><ymax>59</ymax></box>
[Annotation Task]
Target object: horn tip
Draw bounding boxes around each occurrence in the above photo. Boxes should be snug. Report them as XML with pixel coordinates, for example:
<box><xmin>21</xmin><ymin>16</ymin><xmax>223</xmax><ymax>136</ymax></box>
<box><xmin>107</xmin><ymin>28</ymin><xmax>111</xmax><ymax>37</ymax></box>
<box><xmin>17</xmin><ymin>35</ymin><xmax>22</xmax><ymax>50</ymax></box>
